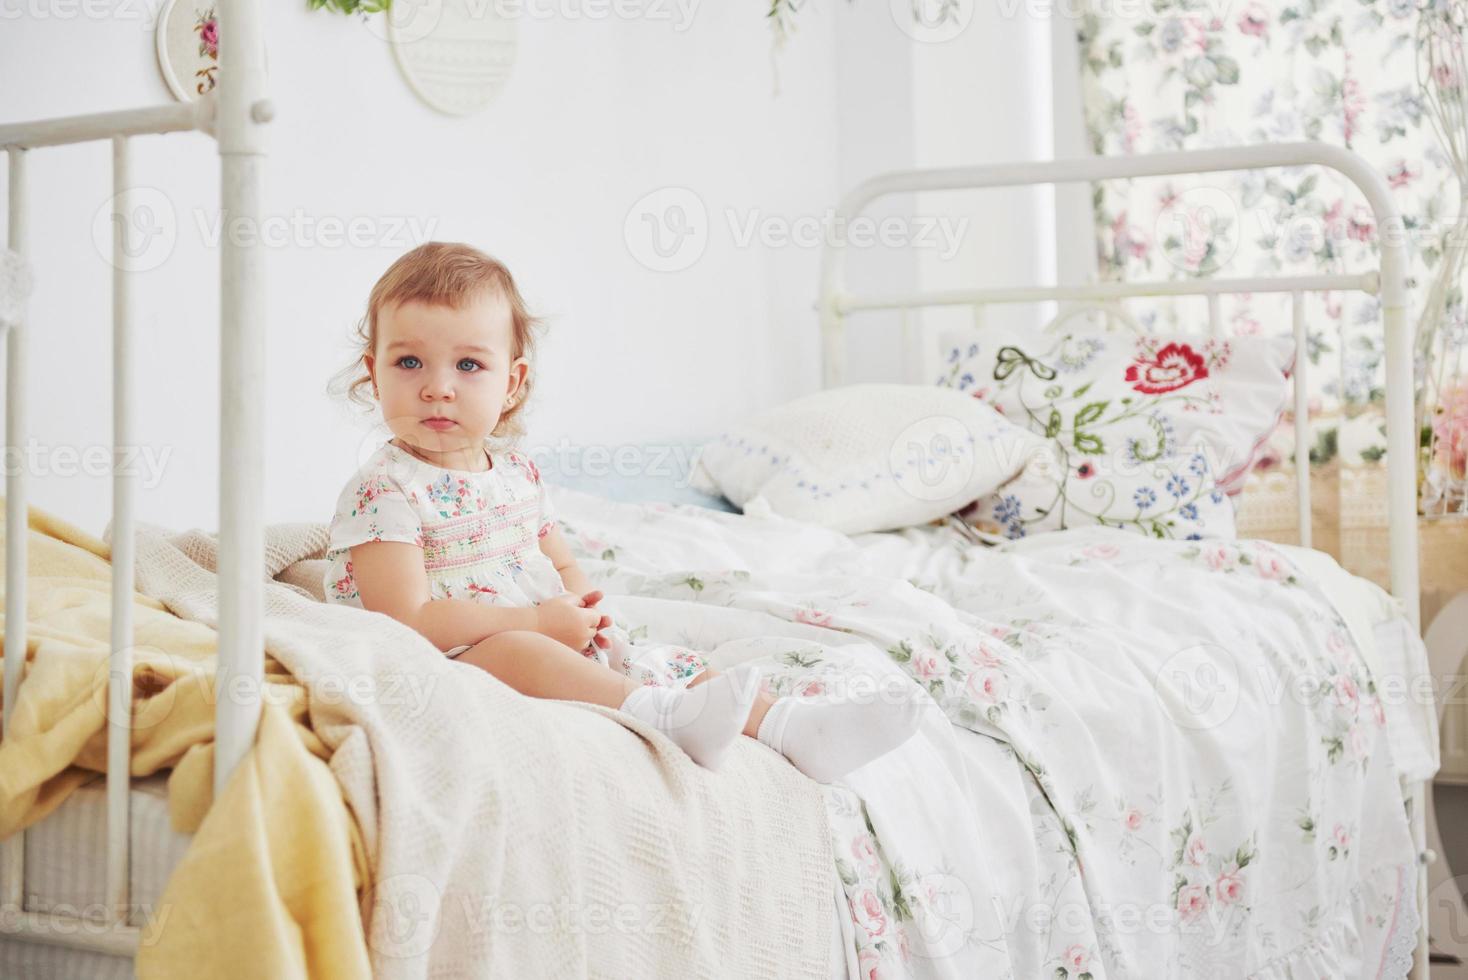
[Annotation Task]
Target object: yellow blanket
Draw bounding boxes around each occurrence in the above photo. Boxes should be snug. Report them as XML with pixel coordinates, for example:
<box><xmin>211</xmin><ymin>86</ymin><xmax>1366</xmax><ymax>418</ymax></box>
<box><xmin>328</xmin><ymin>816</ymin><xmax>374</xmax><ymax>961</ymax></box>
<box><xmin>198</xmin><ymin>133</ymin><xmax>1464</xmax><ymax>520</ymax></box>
<box><xmin>0</xmin><ymin>502</ymin><xmax>370</xmax><ymax>978</ymax></box>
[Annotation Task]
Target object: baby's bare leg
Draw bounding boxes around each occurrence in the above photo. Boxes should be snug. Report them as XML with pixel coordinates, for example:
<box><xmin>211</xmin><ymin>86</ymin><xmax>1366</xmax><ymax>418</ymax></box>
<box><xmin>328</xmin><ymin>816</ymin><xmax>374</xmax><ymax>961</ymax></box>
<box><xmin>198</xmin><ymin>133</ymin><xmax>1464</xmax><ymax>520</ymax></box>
<box><xmin>455</xmin><ymin>630</ymin><xmax>639</xmax><ymax>709</ymax></box>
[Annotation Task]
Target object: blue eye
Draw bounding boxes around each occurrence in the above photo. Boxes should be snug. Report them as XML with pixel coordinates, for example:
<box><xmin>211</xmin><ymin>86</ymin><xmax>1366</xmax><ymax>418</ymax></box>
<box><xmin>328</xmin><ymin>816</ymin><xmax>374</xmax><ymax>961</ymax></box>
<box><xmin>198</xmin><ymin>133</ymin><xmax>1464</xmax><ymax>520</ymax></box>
<box><xmin>395</xmin><ymin>355</ymin><xmax>421</xmax><ymax>369</ymax></box>
<box><xmin>458</xmin><ymin>359</ymin><xmax>483</xmax><ymax>372</ymax></box>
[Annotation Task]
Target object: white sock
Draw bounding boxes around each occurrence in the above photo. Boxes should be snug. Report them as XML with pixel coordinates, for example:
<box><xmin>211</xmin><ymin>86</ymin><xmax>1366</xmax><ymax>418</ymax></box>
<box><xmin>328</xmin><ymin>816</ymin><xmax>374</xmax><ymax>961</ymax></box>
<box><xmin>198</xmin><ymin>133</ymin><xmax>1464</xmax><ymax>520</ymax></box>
<box><xmin>741</xmin><ymin>667</ymin><xmax>923</xmax><ymax>783</ymax></box>
<box><xmin>618</xmin><ymin>671</ymin><xmax>757</xmax><ymax>771</ymax></box>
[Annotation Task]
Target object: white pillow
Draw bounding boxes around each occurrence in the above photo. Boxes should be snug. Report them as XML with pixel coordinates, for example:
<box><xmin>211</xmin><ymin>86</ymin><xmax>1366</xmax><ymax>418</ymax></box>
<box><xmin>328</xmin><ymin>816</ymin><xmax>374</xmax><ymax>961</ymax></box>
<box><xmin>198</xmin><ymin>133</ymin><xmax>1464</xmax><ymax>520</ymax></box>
<box><xmin>690</xmin><ymin>383</ymin><xmax>1042</xmax><ymax>534</ymax></box>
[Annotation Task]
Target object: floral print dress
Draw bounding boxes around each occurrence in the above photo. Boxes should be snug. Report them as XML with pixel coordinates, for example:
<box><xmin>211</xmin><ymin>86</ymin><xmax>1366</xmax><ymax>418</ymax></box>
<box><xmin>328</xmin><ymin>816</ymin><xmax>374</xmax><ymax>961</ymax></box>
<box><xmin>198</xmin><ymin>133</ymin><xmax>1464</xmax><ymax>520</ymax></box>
<box><xmin>324</xmin><ymin>438</ymin><xmax>706</xmax><ymax>688</ymax></box>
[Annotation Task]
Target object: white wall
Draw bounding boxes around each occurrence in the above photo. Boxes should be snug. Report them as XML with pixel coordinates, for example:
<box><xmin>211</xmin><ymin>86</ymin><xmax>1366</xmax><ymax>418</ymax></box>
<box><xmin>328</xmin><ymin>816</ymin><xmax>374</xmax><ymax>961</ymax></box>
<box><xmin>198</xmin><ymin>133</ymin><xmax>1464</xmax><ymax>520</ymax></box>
<box><xmin>2</xmin><ymin>0</ymin><xmax>1069</xmax><ymax>538</ymax></box>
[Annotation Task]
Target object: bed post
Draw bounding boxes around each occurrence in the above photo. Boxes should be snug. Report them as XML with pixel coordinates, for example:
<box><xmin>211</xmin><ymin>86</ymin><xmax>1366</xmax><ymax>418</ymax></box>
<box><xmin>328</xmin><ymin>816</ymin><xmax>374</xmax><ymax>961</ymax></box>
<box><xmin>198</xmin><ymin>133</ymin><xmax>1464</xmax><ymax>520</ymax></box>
<box><xmin>1</xmin><ymin>148</ymin><xmax>30</xmax><ymax>914</ymax></box>
<box><xmin>213</xmin><ymin>0</ymin><xmax>273</xmax><ymax>800</ymax></box>
<box><xmin>1368</xmin><ymin>152</ymin><xmax>1429</xmax><ymax>980</ymax></box>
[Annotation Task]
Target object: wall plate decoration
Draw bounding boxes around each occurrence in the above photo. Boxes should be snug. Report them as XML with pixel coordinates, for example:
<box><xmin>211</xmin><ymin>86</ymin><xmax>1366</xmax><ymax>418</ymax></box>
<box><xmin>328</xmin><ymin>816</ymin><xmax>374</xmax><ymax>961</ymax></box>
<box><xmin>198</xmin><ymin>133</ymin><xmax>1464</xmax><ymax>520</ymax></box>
<box><xmin>155</xmin><ymin>0</ymin><xmax>270</xmax><ymax>103</ymax></box>
<box><xmin>155</xmin><ymin>0</ymin><xmax>221</xmax><ymax>101</ymax></box>
<box><xmin>389</xmin><ymin>0</ymin><xmax>518</xmax><ymax>116</ymax></box>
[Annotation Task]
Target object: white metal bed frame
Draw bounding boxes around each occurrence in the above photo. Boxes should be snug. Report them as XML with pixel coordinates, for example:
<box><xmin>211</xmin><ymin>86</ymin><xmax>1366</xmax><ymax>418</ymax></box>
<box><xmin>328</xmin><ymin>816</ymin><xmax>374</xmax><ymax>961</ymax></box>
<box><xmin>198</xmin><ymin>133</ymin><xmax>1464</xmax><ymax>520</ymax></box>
<box><xmin>0</xmin><ymin>8</ymin><xmax>1436</xmax><ymax>972</ymax></box>
<box><xmin>0</xmin><ymin>0</ymin><xmax>270</xmax><ymax>960</ymax></box>
<box><xmin>818</xmin><ymin>142</ymin><xmax>1433</xmax><ymax>979</ymax></box>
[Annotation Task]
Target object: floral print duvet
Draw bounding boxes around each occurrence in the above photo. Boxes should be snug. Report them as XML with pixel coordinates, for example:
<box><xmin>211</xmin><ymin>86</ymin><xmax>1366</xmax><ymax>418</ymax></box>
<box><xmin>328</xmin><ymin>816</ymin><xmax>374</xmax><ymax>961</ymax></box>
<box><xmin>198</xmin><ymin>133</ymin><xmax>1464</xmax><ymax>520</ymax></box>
<box><xmin>550</xmin><ymin>486</ymin><xmax>1425</xmax><ymax>980</ymax></box>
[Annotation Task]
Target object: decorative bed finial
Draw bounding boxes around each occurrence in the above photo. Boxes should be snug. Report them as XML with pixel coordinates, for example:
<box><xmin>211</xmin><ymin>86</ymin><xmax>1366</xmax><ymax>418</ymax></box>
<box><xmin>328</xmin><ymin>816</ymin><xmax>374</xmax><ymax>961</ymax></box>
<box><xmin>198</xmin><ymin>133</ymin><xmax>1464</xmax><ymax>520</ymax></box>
<box><xmin>0</xmin><ymin>248</ymin><xmax>32</xmax><ymax>330</ymax></box>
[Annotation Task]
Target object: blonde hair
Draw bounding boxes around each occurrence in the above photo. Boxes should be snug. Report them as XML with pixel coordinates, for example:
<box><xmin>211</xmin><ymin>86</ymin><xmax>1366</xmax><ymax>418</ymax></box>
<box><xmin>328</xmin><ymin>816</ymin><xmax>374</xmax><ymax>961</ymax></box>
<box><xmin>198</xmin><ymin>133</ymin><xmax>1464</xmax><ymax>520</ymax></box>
<box><xmin>331</xmin><ymin>241</ymin><xmax>543</xmax><ymax>440</ymax></box>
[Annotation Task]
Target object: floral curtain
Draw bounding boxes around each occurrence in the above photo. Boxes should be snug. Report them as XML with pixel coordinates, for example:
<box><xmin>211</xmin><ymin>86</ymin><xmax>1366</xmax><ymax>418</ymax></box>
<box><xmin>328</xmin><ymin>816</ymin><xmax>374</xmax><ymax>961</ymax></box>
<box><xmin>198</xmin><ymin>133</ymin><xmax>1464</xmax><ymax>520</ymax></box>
<box><xmin>1076</xmin><ymin>0</ymin><xmax>1452</xmax><ymax>474</ymax></box>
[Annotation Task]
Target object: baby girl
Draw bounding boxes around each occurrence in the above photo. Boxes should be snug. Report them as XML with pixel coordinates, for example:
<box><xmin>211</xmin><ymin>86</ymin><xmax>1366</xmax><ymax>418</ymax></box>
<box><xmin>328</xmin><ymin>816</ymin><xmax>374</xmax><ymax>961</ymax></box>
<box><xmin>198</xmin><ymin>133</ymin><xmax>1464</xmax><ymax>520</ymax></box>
<box><xmin>323</xmin><ymin>241</ymin><xmax>920</xmax><ymax>781</ymax></box>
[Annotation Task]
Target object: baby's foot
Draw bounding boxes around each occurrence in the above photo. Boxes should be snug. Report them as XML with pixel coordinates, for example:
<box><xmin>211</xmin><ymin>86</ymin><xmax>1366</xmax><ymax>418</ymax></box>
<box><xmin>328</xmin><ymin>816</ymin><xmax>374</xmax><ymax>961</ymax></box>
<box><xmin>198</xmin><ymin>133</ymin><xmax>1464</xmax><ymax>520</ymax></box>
<box><xmin>618</xmin><ymin>671</ymin><xmax>758</xmax><ymax>771</ymax></box>
<box><xmin>732</xmin><ymin>665</ymin><xmax>922</xmax><ymax>783</ymax></box>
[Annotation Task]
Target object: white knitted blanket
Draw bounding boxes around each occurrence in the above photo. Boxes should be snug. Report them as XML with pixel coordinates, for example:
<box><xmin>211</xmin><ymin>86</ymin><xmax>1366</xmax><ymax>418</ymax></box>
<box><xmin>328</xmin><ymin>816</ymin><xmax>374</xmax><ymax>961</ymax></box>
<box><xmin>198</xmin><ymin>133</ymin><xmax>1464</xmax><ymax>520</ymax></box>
<box><xmin>124</xmin><ymin>518</ymin><xmax>836</xmax><ymax>980</ymax></box>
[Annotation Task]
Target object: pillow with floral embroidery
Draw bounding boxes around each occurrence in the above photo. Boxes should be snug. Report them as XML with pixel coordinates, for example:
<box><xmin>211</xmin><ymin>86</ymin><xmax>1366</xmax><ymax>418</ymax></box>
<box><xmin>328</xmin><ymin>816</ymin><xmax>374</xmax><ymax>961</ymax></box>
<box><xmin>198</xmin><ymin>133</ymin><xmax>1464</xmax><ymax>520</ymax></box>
<box><xmin>689</xmin><ymin>383</ymin><xmax>1043</xmax><ymax>534</ymax></box>
<box><xmin>936</xmin><ymin>326</ymin><xmax>1295</xmax><ymax>540</ymax></box>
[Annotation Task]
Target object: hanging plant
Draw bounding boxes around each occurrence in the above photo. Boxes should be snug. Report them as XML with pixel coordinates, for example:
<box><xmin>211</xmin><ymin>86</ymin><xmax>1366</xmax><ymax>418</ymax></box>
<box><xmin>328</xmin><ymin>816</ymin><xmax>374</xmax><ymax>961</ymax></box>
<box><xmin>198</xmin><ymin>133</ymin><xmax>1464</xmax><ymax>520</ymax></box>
<box><xmin>306</xmin><ymin>0</ymin><xmax>389</xmax><ymax>14</ymax></box>
<box><xmin>768</xmin><ymin>0</ymin><xmax>804</xmax><ymax>48</ymax></box>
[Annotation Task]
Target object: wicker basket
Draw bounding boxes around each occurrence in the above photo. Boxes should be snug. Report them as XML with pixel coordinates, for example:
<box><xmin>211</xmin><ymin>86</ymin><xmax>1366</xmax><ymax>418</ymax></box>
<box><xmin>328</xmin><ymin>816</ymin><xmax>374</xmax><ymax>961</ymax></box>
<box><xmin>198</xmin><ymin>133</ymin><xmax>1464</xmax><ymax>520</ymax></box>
<box><xmin>1235</xmin><ymin>462</ymin><xmax>1468</xmax><ymax>622</ymax></box>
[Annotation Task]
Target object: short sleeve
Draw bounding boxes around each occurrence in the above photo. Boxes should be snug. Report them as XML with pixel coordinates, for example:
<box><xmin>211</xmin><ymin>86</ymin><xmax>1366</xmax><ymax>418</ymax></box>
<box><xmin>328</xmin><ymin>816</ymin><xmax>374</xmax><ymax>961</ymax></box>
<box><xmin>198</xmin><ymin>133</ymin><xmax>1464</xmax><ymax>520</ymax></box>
<box><xmin>329</xmin><ymin>470</ymin><xmax>424</xmax><ymax>553</ymax></box>
<box><xmin>509</xmin><ymin>450</ymin><xmax>556</xmax><ymax>539</ymax></box>
<box><xmin>536</xmin><ymin>476</ymin><xmax>556</xmax><ymax>539</ymax></box>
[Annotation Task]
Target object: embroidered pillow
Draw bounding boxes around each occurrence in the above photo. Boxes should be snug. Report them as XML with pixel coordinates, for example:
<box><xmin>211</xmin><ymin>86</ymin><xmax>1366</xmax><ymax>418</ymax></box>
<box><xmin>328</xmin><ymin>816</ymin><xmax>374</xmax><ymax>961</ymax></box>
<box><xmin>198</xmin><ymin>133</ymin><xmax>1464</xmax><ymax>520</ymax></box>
<box><xmin>936</xmin><ymin>324</ymin><xmax>1294</xmax><ymax>540</ymax></box>
<box><xmin>689</xmin><ymin>383</ymin><xmax>1043</xmax><ymax>534</ymax></box>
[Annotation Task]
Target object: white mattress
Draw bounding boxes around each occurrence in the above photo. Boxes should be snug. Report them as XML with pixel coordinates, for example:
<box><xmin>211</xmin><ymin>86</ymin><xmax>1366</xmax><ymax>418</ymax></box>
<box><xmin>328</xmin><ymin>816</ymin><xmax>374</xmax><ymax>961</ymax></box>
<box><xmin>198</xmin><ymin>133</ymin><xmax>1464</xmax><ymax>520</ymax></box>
<box><xmin>0</xmin><ymin>773</ymin><xmax>192</xmax><ymax>980</ymax></box>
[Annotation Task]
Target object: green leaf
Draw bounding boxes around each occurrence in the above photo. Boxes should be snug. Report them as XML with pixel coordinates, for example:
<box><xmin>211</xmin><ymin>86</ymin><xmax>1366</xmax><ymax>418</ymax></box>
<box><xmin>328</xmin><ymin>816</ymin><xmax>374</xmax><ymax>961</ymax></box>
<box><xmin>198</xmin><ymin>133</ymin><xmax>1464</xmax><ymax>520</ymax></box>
<box><xmin>1074</xmin><ymin>432</ymin><xmax>1104</xmax><ymax>455</ymax></box>
<box><xmin>994</xmin><ymin>345</ymin><xmax>1056</xmax><ymax>382</ymax></box>
<box><xmin>1073</xmin><ymin>400</ymin><xmax>1109</xmax><ymax>428</ymax></box>
<box><xmin>994</xmin><ymin>346</ymin><xmax>1027</xmax><ymax>381</ymax></box>
<box><xmin>1045</xmin><ymin>410</ymin><xmax>1063</xmax><ymax>439</ymax></box>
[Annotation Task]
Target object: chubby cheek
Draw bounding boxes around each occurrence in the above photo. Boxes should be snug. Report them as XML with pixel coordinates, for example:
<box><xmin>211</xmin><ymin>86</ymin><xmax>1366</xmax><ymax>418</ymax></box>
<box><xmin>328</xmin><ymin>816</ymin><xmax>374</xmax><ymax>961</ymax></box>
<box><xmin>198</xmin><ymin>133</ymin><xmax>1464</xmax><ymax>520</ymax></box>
<box><xmin>376</xmin><ymin>379</ymin><xmax>420</xmax><ymax>428</ymax></box>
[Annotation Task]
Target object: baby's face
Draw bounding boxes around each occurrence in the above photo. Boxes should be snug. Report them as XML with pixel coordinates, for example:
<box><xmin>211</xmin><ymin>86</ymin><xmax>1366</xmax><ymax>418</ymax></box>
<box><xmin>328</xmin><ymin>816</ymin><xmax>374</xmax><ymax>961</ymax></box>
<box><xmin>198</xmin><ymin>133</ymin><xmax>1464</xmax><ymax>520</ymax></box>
<box><xmin>366</xmin><ymin>288</ymin><xmax>526</xmax><ymax>463</ymax></box>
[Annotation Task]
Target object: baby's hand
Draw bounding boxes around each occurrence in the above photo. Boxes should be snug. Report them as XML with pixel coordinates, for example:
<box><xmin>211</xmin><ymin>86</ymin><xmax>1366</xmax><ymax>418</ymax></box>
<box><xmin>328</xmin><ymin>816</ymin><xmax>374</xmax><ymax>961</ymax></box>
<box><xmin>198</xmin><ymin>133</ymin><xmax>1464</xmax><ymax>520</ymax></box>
<box><xmin>534</xmin><ymin>593</ymin><xmax>611</xmax><ymax>652</ymax></box>
<box><xmin>578</xmin><ymin>590</ymin><xmax>613</xmax><ymax>651</ymax></box>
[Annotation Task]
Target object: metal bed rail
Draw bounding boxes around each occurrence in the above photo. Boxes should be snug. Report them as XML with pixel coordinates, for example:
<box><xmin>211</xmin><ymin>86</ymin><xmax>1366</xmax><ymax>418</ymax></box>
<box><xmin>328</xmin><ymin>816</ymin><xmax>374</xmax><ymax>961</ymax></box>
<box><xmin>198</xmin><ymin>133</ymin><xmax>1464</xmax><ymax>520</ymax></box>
<box><xmin>818</xmin><ymin>141</ymin><xmax>1430</xmax><ymax>979</ymax></box>
<box><xmin>0</xmin><ymin>0</ymin><xmax>270</xmax><ymax>954</ymax></box>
